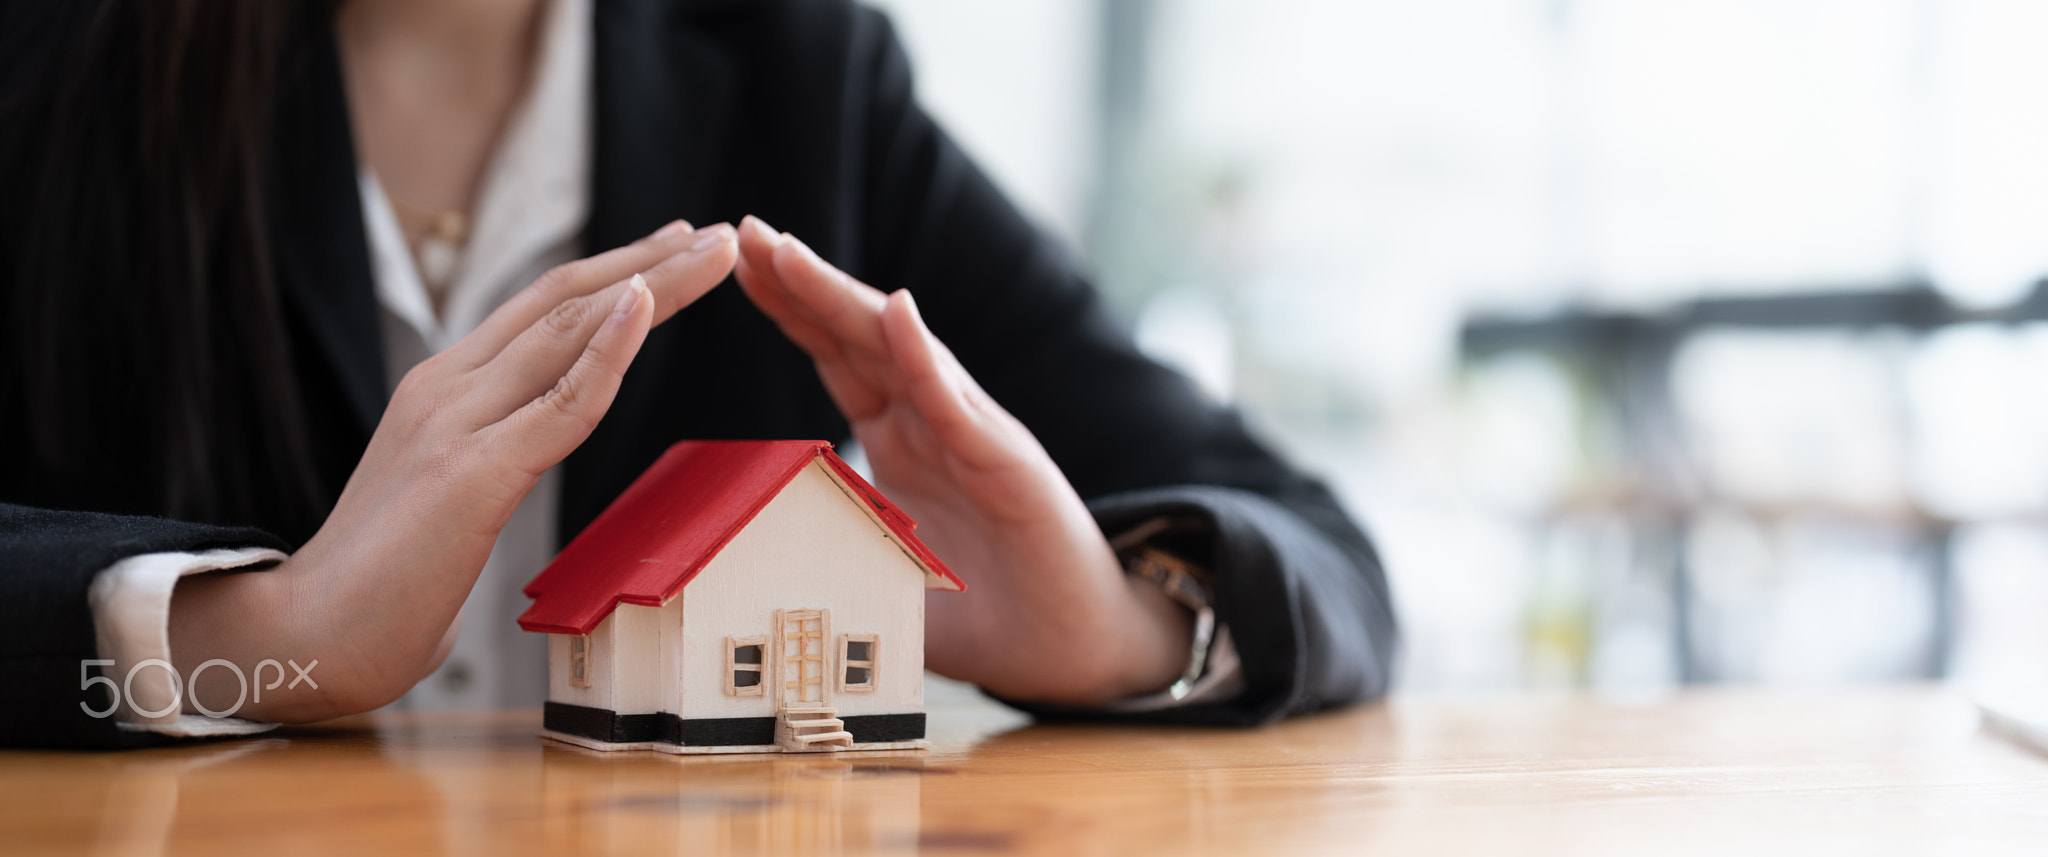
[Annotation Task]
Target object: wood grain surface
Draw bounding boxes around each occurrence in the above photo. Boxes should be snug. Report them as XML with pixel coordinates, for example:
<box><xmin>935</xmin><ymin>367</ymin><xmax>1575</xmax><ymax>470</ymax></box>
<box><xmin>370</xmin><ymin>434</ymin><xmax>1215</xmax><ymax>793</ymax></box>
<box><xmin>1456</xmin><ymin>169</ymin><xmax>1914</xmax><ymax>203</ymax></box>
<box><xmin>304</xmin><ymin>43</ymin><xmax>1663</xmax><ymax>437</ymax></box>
<box><xmin>5</xmin><ymin>684</ymin><xmax>2045</xmax><ymax>855</ymax></box>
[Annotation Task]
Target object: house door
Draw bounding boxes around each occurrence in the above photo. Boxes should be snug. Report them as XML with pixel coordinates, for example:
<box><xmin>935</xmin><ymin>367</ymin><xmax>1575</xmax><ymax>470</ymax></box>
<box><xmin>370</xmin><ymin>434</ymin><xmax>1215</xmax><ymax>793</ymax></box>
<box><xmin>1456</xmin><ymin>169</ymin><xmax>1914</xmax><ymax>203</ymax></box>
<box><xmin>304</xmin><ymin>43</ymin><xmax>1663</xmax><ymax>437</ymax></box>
<box><xmin>777</xmin><ymin>609</ymin><xmax>829</xmax><ymax>709</ymax></box>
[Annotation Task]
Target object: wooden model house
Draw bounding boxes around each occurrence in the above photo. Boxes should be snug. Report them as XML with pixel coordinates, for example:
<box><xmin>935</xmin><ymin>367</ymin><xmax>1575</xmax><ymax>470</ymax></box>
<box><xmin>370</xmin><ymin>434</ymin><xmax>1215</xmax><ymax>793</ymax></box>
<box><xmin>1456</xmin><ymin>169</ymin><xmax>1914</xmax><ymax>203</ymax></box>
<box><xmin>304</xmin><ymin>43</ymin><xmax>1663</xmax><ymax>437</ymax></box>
<box><xmin>518</xmin><ymin>440</ymin><xmax>963</xmax><ymax>754</ymax></box>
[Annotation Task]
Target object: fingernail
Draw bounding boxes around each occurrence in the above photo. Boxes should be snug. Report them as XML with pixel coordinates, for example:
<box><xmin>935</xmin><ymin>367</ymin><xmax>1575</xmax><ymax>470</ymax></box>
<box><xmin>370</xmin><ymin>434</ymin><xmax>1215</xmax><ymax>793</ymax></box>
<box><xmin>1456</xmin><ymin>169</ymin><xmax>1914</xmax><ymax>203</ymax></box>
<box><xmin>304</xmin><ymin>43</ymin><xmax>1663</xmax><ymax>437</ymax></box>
<box><xmin>902</xmin><ymin>291</ymin><xmax>943</xmax><ymax>347</ymax></box>
<box><xmin>899</xmin><ymin>289</ymin><xmax>923</xmax><ymax>326</ymax></box>
<box><xmin>613</xmin><ymin>274</ymin><xmax>648</xmax><ymax>318</ymax></box>
<box><xmin>741</xmin><ymin>215</ymin><xmax>781</xmax><ymax>245</ymax></box>
<box><xmin>787</xmin><ymin>234</ymin><xmax>824</xmax><ymax>267</ymax></box>
<box><xmin>689</xmin><ymin>222</ymin><xmax>734</xmax><ymax>251</ymax></box>
<box><xmin>652</xmin><ymin>219</ymin><xmax>691</xmax><ymax>239</ymax></box>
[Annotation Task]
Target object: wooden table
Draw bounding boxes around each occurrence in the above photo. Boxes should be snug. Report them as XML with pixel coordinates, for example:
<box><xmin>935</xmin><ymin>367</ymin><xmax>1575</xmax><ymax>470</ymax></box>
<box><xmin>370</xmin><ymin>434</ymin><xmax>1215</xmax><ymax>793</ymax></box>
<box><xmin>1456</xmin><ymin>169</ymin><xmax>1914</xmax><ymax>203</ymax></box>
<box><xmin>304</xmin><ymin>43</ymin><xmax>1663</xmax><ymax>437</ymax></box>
<box><xmin>6</xmin><ymin>684</ymin><xmax>2046</xmax><ymax>855</ymax></box>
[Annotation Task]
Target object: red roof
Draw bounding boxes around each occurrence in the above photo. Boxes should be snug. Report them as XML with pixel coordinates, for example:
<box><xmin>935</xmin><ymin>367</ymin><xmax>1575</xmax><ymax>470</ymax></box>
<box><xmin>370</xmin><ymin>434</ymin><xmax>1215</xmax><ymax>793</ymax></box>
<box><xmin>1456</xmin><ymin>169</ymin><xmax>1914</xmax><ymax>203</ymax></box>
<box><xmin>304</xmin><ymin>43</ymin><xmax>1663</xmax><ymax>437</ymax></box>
<box><xmin>518</xmin><ymin>440</ymin><xmax>963</xmax><ymax>635</ymax></box>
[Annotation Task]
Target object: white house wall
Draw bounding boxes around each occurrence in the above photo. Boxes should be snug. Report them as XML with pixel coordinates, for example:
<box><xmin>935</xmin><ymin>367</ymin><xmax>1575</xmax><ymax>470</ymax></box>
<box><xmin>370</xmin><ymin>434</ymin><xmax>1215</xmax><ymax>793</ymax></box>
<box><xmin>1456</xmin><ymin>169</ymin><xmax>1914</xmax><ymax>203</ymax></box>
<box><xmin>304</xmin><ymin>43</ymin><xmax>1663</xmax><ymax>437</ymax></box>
<box><xmin>654</xmin><ymin>597</ymin><xmax>682</xmax><ymax>717</ymax></box>
<box><xmin>608</xmin><ymin>603</ymin><xmax>666</xmax><ymax>715</ymax></box>
<box><xmin>679</xmin><ymin>460</ymin><xmax>927</xmax><ymax>721</ymax></box>
<box><xmin>547</xmin><ymin>614</ymin><xmax>614</xmax><ymax>711</ymax></box>
<box><xmin>546</xmin><ymin>602</ymin><xmax>679</xmax><ymax>716</ymax></box>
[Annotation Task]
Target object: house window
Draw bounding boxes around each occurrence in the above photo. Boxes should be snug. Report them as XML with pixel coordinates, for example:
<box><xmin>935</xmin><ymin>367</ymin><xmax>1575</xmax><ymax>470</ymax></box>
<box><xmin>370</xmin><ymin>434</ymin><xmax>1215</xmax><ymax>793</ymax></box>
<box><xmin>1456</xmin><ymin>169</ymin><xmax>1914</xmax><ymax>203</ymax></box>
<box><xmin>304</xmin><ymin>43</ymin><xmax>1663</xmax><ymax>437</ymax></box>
<box><xmin>839</xmin><ymin>634</ymin><xmax>878</xmax><ymax>692</ymax></box>
<box><xmin>727</xmin><ymin>636</ymin><xmax>768</xmax><ymax>696</ymax></box>
<box><xmin>569</xmin><ymin>635</ymin><xmax>592</xmax><ymax>688</ymax></box>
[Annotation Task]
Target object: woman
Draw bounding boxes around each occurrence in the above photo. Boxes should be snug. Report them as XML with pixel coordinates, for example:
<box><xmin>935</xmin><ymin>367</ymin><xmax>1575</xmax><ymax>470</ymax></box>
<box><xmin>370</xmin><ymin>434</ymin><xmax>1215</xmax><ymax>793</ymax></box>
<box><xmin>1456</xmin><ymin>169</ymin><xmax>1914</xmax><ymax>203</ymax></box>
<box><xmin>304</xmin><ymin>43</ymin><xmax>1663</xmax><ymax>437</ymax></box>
<box><xmin>0</xmin><ymin>0</ymin><xmax>1396</xmax><ymax>748</ymax></box>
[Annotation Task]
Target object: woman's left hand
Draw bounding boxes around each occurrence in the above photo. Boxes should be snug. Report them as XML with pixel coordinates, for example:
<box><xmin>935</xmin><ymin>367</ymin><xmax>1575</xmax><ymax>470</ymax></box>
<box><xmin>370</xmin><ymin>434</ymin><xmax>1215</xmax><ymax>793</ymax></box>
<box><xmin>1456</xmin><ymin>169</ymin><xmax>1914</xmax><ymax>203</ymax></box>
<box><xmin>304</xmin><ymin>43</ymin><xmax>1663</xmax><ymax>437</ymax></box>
<box><xmin>733</xmin><ymin>217</ymin><xmax>1191</xmax><ymax>705</ymax></box>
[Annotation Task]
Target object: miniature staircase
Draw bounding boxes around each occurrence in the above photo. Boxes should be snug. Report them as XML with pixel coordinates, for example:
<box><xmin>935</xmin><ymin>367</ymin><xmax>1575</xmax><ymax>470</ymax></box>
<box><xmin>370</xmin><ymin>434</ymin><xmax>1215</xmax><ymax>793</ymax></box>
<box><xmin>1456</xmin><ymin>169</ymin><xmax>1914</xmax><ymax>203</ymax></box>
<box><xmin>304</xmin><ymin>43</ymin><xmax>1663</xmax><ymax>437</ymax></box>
<box><xmin>776</xmin><ymin>708</ymin><xmax>854</xmax><ymax>751</ymax></box>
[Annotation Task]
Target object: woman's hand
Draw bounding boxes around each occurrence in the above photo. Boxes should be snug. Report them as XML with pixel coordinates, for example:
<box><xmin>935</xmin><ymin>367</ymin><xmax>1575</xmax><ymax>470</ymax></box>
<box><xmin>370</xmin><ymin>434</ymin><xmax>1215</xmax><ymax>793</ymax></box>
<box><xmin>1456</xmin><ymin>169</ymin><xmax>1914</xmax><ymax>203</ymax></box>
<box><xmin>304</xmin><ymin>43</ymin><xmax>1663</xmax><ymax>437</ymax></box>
<box><xmin>732</xmin><ymin>217</ymin><xmax>1191</xmax><ymax>705</ymax></box>
<box><xmin>170</xmin><ymin>221</ymin><xmax>739</xmax><ymax>721</ymax></box>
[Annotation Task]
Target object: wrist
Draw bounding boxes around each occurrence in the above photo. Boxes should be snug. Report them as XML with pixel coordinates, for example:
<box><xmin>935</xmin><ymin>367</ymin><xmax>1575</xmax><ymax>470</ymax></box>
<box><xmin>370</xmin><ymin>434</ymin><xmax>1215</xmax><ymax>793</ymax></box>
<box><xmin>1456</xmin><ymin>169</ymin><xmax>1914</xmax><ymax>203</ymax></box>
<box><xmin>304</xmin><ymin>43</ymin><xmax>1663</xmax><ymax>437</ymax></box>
<box><xmin>167</xmin><ymin>556</ymin><xmax>337</xmax><ymax>722</ymax></box>
<box><xmin>264</xmin><ymin>545</ymin><xmax>448</xmax><ymax>718</ymax></box>
<box><xmin>167</xmin><ymin>550</ymin><xmax>401</xmax><ymax>723</ymax></box>
<box><xmin>1107</xmin><ymin>572</ymin><xmax>1198</xmax><ymax>700</ymax></box>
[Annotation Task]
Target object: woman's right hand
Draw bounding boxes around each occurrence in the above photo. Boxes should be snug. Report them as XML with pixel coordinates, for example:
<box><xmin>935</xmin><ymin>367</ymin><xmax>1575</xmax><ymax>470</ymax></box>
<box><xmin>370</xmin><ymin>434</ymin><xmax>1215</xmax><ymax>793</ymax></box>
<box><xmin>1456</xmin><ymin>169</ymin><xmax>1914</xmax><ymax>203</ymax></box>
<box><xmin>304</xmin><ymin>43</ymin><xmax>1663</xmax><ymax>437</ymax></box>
<box><xmin>169</xmin><ymin>220</ymin><xmax>738</xmax><ymax>721</ymax></box>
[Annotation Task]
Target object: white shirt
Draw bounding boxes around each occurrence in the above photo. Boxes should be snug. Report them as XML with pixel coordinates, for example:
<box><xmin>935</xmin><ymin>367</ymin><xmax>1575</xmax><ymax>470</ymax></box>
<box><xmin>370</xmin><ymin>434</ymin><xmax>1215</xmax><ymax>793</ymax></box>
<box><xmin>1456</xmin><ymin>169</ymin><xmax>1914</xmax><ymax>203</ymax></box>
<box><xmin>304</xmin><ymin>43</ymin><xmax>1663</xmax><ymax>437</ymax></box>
<box><xmin>88</xmin><ymin>0</ymin><xmax>1236</xmax><ymax>734</ymax></box>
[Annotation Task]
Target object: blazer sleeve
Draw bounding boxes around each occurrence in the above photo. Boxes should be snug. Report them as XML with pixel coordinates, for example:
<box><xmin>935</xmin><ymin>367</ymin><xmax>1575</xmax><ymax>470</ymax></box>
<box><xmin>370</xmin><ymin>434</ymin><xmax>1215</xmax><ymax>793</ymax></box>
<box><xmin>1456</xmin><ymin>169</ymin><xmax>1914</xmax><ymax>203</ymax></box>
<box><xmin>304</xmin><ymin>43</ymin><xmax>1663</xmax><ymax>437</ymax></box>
<box><xmin>0</xmin><ymin>503</ymin><xmax>286</xmax><ymax>748</ymax></box>
<box><xmin>842</xmin><ymin>9</ymin><xmax>1399</xmax><ymax>725</ymax></box>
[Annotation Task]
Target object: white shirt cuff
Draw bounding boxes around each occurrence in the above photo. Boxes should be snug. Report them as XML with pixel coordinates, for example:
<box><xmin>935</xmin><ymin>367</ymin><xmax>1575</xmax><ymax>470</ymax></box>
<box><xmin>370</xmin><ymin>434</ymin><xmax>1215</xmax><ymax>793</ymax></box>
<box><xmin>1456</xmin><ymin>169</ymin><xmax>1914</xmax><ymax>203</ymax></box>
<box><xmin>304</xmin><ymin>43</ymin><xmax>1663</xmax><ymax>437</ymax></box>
<box><xmin>87</xmin><ymin>548</ymin><xmax>288</xmax><ymax>737</ymax></box>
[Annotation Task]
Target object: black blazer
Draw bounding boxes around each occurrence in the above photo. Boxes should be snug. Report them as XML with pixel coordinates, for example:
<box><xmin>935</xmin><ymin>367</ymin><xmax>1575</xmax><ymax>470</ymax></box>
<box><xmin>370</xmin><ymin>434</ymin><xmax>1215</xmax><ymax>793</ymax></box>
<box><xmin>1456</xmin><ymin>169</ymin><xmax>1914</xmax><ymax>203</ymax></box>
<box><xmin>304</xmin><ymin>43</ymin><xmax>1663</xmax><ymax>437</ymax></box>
<box><xmin>0</xmin><ymin>0</ymin><xmax>1397</xmax><ymax>749</ymax></box>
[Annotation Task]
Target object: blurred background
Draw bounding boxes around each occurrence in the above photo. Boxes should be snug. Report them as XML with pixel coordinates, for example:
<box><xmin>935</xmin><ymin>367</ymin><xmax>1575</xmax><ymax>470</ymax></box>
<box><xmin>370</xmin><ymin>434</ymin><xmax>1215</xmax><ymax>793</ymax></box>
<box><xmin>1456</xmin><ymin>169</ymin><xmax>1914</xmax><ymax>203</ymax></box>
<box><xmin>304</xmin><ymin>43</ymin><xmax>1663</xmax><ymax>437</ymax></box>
<box><xmin>870</xmin><ymin>0</ymin><xmax>2048</xmax><ymax>696</ymax></box>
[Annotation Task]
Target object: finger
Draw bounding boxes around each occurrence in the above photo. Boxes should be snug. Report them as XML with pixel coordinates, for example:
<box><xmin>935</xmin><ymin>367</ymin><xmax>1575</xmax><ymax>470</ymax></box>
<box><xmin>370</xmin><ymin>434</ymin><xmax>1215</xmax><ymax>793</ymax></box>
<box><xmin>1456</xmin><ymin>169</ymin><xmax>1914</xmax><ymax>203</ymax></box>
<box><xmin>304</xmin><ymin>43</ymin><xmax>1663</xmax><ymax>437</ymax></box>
<box><xmin>813</xmin><ymin>356</ymin><xmax>891</xmax><ymax>424</ymax></box>
<box><xmin>734</xmin><ymin>217</ymin><xmax>845</xmax><ymax>361</ymax></box>
<box><xmin>482</xmin><ymin>275</ymin><xmax>654</xmax><ymax>475</ymax></box>
<box><xmin>737</xmin><ymin>260</ymin><xmax>888</xmax><ymax>420</ymax></box>
<box><xmin>769</xmin><ymin>231</ymin><xmax>891</xmax><ymax>358</ymax></box>
<box><xmin>756</xmin><ymin>223</ymin><xmax>915</xmax><ymax>413</ymax></box>
<box><xmin>634</xmin><ymin>224</ymin><xmax>738</xmax><ymax>323</ymax></box>
<box><xmin>455</xmin><ymin>220</ymin><xmax>688</xmax><ymax>364</ymax></box>
<box><xmin>735</xmin><ymin>213</ymin><xmax>780</xmax><ymax>279</ymax></box>
<box><xmin>461</xmin><ymin>275</ymin><xmax>649</xmax><ymax>423</ymax></box>
<box><xmin>448</xmin><ymin>221</ymin><xmax>733</xmax><ymax>370</ymax></box>
<box><xmin>733</xmin><ymin>217</ymin><xmax>888</xmax><ymax>418</ymax></box>
<box><xmin>734</xmin><ymin>216</ymin><xmax>890</xmax><ymax>360</ymax></box>
<box><xmin>881</xmin><ymin>289</ymin><xmax>1029</xmax><ymax>470</ymax></box>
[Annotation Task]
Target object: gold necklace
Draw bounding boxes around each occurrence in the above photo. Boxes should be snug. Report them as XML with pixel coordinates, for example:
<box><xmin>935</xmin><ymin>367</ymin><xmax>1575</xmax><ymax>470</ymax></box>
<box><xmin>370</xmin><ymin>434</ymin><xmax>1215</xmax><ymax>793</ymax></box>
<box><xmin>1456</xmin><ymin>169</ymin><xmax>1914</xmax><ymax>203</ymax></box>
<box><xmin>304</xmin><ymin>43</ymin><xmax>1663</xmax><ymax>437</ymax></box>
<box><xmin>387</xmin><ymin>195</ymin><xmax>470</xmax><ymax>295</ymax></box>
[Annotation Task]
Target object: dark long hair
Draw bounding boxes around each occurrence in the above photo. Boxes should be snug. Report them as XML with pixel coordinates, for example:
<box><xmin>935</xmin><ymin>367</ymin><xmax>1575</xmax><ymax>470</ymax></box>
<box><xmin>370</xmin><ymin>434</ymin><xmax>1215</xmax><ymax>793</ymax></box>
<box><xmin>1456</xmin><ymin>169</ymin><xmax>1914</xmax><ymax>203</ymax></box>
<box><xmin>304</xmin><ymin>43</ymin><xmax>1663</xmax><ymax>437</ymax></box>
<box><xmin>0</xmin><ymin>0</ymin><xmax>328</xmax><ymax>541</ymax></box>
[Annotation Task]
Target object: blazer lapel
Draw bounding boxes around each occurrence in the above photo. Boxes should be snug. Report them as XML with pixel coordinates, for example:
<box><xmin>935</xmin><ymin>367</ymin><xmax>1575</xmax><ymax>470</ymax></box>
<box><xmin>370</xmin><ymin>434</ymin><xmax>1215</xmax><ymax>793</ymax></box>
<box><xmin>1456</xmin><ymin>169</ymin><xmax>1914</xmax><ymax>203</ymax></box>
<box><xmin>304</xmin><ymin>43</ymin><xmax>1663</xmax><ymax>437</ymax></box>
<box><xmin>269</xmin><ymin>5</ymin><xmax>387</xmax><ymax>439</ymax></box>
<box><xmin>587</xmin><ymin>0</ymin><xmax>740</xmax><ymax>253</ymax></box>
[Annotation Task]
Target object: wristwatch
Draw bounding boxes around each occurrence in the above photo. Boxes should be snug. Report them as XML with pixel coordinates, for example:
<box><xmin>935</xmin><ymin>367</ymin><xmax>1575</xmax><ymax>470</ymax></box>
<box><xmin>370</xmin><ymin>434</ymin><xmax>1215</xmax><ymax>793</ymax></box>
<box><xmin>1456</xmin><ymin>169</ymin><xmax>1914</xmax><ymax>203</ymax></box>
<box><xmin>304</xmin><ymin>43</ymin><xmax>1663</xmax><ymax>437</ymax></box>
<box><xmin>1115</xmin><ymin>520</ymin><xmax>1217</xmax><ymax>701</ymax></box>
